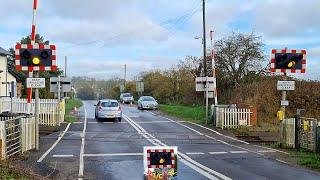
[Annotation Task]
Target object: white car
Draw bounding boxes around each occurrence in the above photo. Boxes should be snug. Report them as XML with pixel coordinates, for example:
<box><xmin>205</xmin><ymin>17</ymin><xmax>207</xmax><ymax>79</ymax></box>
<box><xmin>120</xmin><ymin>93</ymin><xmax>134</xmax><ymax>104</ymax></box>
<box><xmin>94</xmin><ymin>99</ymin><xmax>122</xmax><ymax>121</ymax></box>
<box><xmin>137</xmin><ymin>96</ymin><xmax>158</xmax><ymax>110</ymax></box>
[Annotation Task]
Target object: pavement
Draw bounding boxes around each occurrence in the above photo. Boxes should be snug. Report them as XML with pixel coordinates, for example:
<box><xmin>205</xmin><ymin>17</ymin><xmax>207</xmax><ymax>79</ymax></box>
<box><xmin>26</xmin><ymin>100</ymin><xmax>320</xmax><ymax>180</ymax></box>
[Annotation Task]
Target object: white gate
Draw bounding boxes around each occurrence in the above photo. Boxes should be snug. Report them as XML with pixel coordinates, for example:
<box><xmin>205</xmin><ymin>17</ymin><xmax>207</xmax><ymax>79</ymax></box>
<box><xmin>215</xmin><ymin>107</ymin><xmax>252</xmax><ymax>129</ymax></box>
<box><xmin>0</xmin><ymin>116</ymin><xmax>35</xmax><ymax>159</ymax></box>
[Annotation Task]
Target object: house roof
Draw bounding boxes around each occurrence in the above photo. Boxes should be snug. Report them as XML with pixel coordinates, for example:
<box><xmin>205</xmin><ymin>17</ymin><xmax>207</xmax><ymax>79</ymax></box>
<box><xmin>0</xmin><ymin>46</ymin><xmax>11</xmax><ymax>56</ymax></box>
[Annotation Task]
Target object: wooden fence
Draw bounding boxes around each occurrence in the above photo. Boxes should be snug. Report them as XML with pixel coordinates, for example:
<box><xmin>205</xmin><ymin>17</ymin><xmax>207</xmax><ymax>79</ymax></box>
<box><xmin>214</xmin><ymin>107</ymin><xmax>252</xmax><ymax>129</ymax></box>
<box><xmin>0</xmin><ymin>98</ymin><xmax>65</xmax><ymax>126</ymax></box>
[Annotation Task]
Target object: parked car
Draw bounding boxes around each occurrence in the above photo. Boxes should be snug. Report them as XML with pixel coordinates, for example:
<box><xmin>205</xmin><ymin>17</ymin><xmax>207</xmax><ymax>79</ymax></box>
<box><xmin>94</xmin><ymin>99</ymin><xmax>122</xmax><ymax>121</ymax></box>
<box><xmin>137</xmin><ymin>96</ymin><xmax>158</xmax><ymax>110</ymax></box>
<box><xmin>120</xmin><ymin>93</ymin><xmax>134</xmax><ymax>104</ymax></box>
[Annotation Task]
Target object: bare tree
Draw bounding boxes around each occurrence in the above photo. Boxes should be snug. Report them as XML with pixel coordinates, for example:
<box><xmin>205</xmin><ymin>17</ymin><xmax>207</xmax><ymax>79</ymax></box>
<box><xmin>215</xmin><ymin>32</ymin><xmax>266</xmax><ymax>86</ymax></box>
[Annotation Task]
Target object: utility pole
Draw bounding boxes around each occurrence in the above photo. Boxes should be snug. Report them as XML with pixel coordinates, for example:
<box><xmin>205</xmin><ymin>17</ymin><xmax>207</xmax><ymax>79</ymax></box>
<box><xmin>124</xmin><ymin>64</ymin><xmax>127</xmax><ymax>90</ymax></box>
<box><xmin>64</xmin><ymin>56</ymin><xmax>67</xmax><ymax>98</ymax></box>
<box><xmin>65</xmin><ymin>56</ymin><xmax>67</xmax><ymax>77</ymax></box>
<box><xmin>202</xmin><ymin>0</ymin><xmax>209</xmax><ymax>124</ymax></box>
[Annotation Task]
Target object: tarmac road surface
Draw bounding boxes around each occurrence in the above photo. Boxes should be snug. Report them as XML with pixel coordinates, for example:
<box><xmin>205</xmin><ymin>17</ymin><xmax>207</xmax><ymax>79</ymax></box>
<box><xmin>36</xmin><ymin>100</ymin><xmax>320</xmax><ymax>180</ymax></box>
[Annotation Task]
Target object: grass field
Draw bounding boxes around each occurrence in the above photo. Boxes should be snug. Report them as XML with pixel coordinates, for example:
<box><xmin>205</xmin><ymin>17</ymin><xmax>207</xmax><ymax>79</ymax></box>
<box><xmin>65</xmin><ymin>99</ymin><xmax>83</xmax><ymax>123</ymax></box>
<box><xmin>159</xmin><ymin>104</ymin><xmax>207</xmax><ymax>125</ymax></box>
<box><xmin>291</xmin><ymin>150</ymin><xmax>320</xmax><ymax>170</ymax></box>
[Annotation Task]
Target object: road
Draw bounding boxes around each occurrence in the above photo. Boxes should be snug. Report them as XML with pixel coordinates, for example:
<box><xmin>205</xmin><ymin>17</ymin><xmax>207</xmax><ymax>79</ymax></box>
<box><xmin>37</xmin><ymin>100</ymin><xmax>320</xmax><ymax>180</ymax></box>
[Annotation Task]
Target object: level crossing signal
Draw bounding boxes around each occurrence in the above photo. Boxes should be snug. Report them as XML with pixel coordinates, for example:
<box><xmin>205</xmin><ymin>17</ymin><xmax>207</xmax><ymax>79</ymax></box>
<box><xmin>15</xmin><ymin>43</ymin><xmax>57</xmax><ymax>71</ymax></box>
<box><xmin>270</xmin><ymin>49</ymin><xmax>306</xmax><ymax>73</ymax></box>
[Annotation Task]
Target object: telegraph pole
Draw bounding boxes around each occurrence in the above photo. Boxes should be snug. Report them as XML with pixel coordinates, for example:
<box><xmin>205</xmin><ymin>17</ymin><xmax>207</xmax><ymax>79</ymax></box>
<box><xmin>124</xmin><ymin>64</ymin><xmax>127</xmax><ymax>90</ymax></box>
<box><xmin>202</xmin><ymin>0</ymin><xmax>209</xmax><ymax>124</ymax></box>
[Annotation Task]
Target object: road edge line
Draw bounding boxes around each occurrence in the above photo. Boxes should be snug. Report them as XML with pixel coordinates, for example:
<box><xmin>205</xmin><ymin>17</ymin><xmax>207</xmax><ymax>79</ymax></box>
<box><xmin>37</xmin><ymin>123</ymin><xmax>71</xmax><ymax>162</ymax></box>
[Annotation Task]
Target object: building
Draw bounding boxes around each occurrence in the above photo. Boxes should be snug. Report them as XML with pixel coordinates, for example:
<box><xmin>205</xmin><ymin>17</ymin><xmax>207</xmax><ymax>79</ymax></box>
<box><xmin>0</xmin><ymin>46</ymin><xmax>18</xmax><ymax>97</ymax></box>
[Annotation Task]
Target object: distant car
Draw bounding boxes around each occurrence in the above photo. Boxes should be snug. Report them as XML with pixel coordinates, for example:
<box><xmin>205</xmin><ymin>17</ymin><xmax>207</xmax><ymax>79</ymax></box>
<box><xmin>94</xmin><ymin>99</ymin><xmax>122</xmax><ymax>121</ymax></box>
<box><xmin>137</xmin><ymin>96</ymin><xmax>158</xmax><ymax>110</ymax></box>
<box><xmin>120</xmin><ymin>93</ymin><xmax>134</xmax><ymax>104</ymax></box>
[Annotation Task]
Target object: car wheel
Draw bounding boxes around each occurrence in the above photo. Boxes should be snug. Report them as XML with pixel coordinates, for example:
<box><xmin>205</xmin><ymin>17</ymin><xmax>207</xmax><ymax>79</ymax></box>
<box><xmin>138</xmin><ymin>105</ymin><xmax>140</xmax><ymax>110</ymax></box>
<box><xmin>118</xmin><ymin>118</ymin><xmax>122</xmax><ymax>122</ymax></box>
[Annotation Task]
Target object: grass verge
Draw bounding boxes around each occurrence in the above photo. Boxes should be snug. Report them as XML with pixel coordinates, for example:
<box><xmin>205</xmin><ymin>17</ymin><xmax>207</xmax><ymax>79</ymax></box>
<box><xmin>159</xmin><ymin>104</ymin><xmax>206</xmax><ymax>125</ymax></box>
<box><xmin>0</xmin><ymin>164</ymin><xmax>30</xmax><ymax>180</ymax></box>
<box><xmin>266</xmin><ymin>142</ymin><xmax>320</xmax><ymax>171</ymax></box>
<box><xmin>65</xmin><ymin>99</ymin><xmax>83</xmax><ymax>123</ymax></box>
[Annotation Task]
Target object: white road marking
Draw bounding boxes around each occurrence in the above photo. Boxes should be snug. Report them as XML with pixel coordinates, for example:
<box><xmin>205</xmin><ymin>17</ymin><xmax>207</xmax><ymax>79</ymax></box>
<box><xmin>209</xmin><ymin>152</ymin><xmax>228</xmax><ymax>155</ymax></box>
<box><xmin>276</xmin><ymin>159</ymin><xmax>290</xmax><ymax>164</ymax></box>
<box><xmin>123</xmin><ymin>114</ymin><xmax>231</xmax><ymax>180</ymax></box>
<box><xmin>83</xmin><ymin>153</ymin><xmax>143</xmax><ymax>157</ymax></box>
<box><xmin>73</xmin><ymin>122</ymin><xmax>83</xmax><ymax>124</ymax></box>
<box><xmin>187</xmin><ymin>121</ymin><xmax>250</xmax><ymax>145</ymax></box>
<box><xmin>253</xmin><ymin>145</ymin><xmax>289</xmax><ymax>155</ymax></box>
<box><xmin>162</xmin><ymin>117</ymin><xmax>204</xmax><ymax>135</ymax></box>
<box><xmin>135</xmin><ymin>121</ymin><xmax>172</xmax><ymax>124</ymax></box>
<box><xmin>78</xmin><ymin>109</ymin><xmax>87</xmax><ymax>178</ymax></box>
<box><xmin>53</xmin><ymin>154</ymin><xmax>74</xmax><ymax>158</ymax></box>
<box><xmin>145</xmin><ymin>111</ymin><xmax>266</xmax><ymax>156</ymax></box>
<box><xmin>37</xmin><ymin>123</ymin><xmax>71</xmax><ymax>162</ymax></box>
<box><xmin>258</xmin><ymin>150</ymin><xmax>277</xmax><ymax>153</ymax></box>
<box><xmin>230</xmin><ymin>151</ymin><xmax>248</xmax><ymax>154</ymax></box>
<box><xmin>186</xmin><ymin>152</ymin><xmax>205</xmax><ymax>155</ymax></box>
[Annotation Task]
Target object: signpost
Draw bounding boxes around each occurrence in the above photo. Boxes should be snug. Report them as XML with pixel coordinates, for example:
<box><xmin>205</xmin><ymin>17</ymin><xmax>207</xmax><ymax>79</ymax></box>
<box><xmin>136</xmin><ymin>81</ymin><xmax>144</xmax><ymax>97</ymax></box>
<box><xmin>27</xmin><ymin>78</ymin><xmax>45</xmax><ymax>88</ymax></box>
<box><xmin>271</xmin><ymin>49</ymin><xmax>307</xmax><ymax>121</ymax></box>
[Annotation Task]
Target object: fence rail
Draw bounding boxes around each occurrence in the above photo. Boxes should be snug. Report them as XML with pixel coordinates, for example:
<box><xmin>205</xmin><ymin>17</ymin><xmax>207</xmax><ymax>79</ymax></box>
<box><xmin>214</xmin><ymin>107</ymin><xmax>252</xmax><ymax>129</ymax></box>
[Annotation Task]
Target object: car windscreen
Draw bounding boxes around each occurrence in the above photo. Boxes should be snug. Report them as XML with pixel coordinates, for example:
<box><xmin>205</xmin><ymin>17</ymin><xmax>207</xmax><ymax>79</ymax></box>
<box><xmin>101</xmin><ymin>101</ymin><xmax>118</xmax><ymax>107</ymax></box>
<box><xmin>123</xmin><ymin>93</ymin><xmax>132</xmax><ymax>97</ymax></box>
<box><xmin>142</xmin><ymin>97</ymin><xmax>155</xmax><ymax>101</ymax></box>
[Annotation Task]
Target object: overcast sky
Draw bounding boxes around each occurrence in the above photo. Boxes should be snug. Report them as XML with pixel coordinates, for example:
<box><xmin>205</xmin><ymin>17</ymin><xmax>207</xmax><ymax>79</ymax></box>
<box><xmin>0</xmin><ymin>0</ymin><xmax>319</xmax><ymax>80</ymax></box>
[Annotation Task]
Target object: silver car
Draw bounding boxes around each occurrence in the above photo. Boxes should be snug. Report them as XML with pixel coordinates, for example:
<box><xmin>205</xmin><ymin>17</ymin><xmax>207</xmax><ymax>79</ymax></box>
<box><xmin>94</xmin><ymin>99</ymin><xmax>122</xmax><ymax>121</ymax></box>
<box><xmin>137</xmin><ymin>96</ymin><xmax>158</xmax><ymax>110</ymax></box>
<box><xmin>120</xmin><ymin>93</ymin><xmax>134</xmax><ymax>104</ymax></box>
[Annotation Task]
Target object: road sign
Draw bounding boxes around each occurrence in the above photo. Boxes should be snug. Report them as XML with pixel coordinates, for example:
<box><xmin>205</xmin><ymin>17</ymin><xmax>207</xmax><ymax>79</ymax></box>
<box><xmin>50</xmin><ymin>77</ymin><xmax>71</xmax><ymax>92</ymax></box>
<box><xmin>277</xmin><ymin>81</ymin><xmax>295</xmax><ymax>91</ymax></box>
<box><xmin>15</xmin><ymin>43</ymin><xmax>57</xmax><ymax>71</ymax></box>
<box><xmin>136</xmin><ymin>81</ymin><xmax>144</xmax><ymax>92</ymax></box>
<box><xmin>195</xmin><ymin>77</ymin><xmax>216</xmax><ymax>92</ymax></box>
<box><xmin>207</xmin><ymin>91</ymin><xmax>214</xmax><ymax>98</ymax></box>
<box><xmin>281</xmin><ymin>100</ymin><xmax>289</xmax><ymax>106</ymax></box>
<box><xmin>144</xmin><ymin>146</ymin><xmax>177</xmax><ymax>179</ymax></box>
<box><xmin>26</xmin><ymin>78</ymin><xmax>45</xmax><ymax>88</ymax></box>
<box><xmin>270</xmin><ymin>49</ymin><xmax>306</xmax><ymax>73</ymax></box>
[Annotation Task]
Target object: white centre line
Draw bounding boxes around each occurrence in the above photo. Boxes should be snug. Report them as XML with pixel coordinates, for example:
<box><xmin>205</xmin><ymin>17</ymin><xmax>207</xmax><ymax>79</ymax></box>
<box><xmin>53</xmin><ymin>154</ymin><xmax>74</xmax><ymax>158</ymax></box>
<box><xmin>83</xmin><ymin>153</ymin><xmax>143</xmax><ymax>157</ymax></box>
<box><xmin>37</xmin><ymin>123</ymin><xmax>71</xmax><ymax>162</ymax></box>
<box><xmin>230</xmin><ymin>151</ymin><xmax>248</xmax><ymax>154</ymax></box>
<box><xmin>186</xmin><ymin>152</ymin><xmax>205</xmax><ymax>155</ymax></box>
<box><xmin>123</xmin><ymin>114</ymin><xmax>231</xmax><ymax>180</ymax></box>
<box><xmin>209</xmin><ymin>152</ymin><xmax>228</xmax><ymax>155</ymax></box>
<box><xmin>78</xmin><ymin>108</ymin><xmax>87</xmax><ymax>179</ymax></box>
